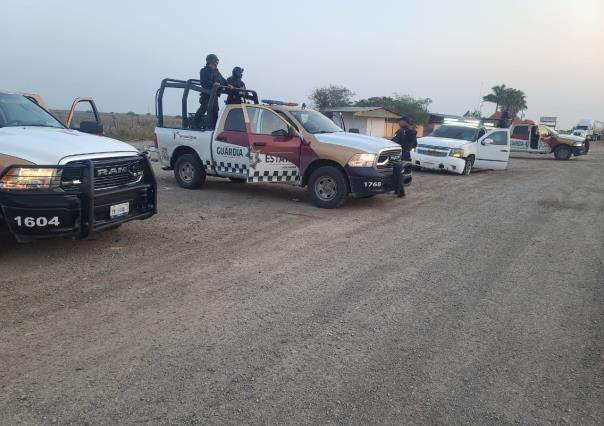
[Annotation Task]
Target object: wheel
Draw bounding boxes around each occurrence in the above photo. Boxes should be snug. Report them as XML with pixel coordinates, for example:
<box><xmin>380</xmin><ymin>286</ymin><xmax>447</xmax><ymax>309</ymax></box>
<box><xmin>229</xmin><ymin>177</ymin><xmax>247</xmax><ymax>183</ymax></box>
<box><xmin>174</xmin><ymin>154</ymin><xmax>206</xmax><ymax>188</ymax></box>
<box><xmin>584</xmin><ymin>139</ymin><xmax>590</xmax><ymax>154</ymax></box>
<box><xmin>462</xmin><ymin>157</ymin><xmax>474</xmax><ymax>176</ymax></box>
<box><xmin>554</xmin><ymin>145</ymin><xmax>572</xmax><ymax>161</ymax></box>
<box><xmin>308</xmin><ymin>166</ymin><xmax>348</xmax><ymax>209</ymax></box>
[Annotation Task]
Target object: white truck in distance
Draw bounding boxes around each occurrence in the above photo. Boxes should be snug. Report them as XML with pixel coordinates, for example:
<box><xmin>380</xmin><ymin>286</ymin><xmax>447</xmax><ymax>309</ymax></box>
<box><xmin>573</xmin><ymin>119</ymin><xmax>604</xmax><ymax>141</ymax></box>
<box><xmin>411</xmin><ymin>118</ymin><xmax>510</xmax><ymax>175</ymax></box>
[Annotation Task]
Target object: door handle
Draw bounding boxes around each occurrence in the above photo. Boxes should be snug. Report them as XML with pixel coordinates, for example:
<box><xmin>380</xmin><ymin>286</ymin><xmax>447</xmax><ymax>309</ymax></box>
<box><xmin>253</xmin><ymin>142</ymin><xmax>267</xmax><ymax>147</ymax></box>
<box><xmin>500</xmin><ymin>149</ymin><xmax>509</xmax><ymax>152</ymax></box>
<box><xmin>216</xmin><ymin>135</ymin><xmax>227</xmax><ymax>142</ymax></box>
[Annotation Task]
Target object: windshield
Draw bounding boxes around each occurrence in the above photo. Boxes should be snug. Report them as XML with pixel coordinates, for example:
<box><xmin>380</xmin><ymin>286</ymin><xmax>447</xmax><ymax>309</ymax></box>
<box><xmin>290</xmin><ymin>110</ymin><xmax>342</xmax><ymax>134</ymax></box>
<box><xmin>0</xmin><ymin>94</ymin><xmax>65</xmax><ymax>129</ymax></box>
<box><xmin>576</xmin><ymin>125</ymin><xmax>588</xmax><ymax>130</ymax></box>
<box><xmin>431</xmin><ymin>125</ymin><xmax>479</xmax><ymax>142</ymax></box>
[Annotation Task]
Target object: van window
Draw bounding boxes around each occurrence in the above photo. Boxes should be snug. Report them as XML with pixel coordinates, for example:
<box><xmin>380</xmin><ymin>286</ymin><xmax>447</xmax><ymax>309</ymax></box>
<box><xmin>224</xmin><ymin>108</ymin><xmax>246</xmax><ymax>132</ymax></box>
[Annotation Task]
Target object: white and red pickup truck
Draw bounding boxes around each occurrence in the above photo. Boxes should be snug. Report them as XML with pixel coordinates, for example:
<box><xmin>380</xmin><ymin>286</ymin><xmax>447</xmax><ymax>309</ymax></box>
<box><xmin>152</xmin><ymin>79</ymin><xmax>412</xmax><ymax>208</ymax></box>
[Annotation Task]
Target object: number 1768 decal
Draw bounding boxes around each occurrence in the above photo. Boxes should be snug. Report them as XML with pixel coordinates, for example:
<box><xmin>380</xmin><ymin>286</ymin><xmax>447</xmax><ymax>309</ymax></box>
<box><xmin>364</xmin><ymin>181</ymin><xmax>382</xmax><ymax>188</ymax></box>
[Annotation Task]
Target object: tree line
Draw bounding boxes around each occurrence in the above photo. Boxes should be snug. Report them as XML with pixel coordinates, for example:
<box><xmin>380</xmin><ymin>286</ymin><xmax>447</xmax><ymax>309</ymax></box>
<box><xmin>309</xmin><ymin>83</ymin><xmax>528</xmax><ymax>124</ymax></box>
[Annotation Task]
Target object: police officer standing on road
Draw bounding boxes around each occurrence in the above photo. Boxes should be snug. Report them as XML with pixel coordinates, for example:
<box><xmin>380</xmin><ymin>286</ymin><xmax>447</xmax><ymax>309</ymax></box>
<box><xmin>226</xmin><ymin>66</ymin><xmax>246</xmax><ymax>104</ymax></box>
<box><xmin>193</xmin><ymin>54</ymin><xmax>228</xmax><ymax>129</ymax></box>
<box><xmin>392</xmin><ymin>115</ymin><xmax>417</xmax><ymax>161</ymax></box>
<box><xmin>391</xmin><ymin>115</ymin><xmax>417</xmax><ymax>198</ymax></box>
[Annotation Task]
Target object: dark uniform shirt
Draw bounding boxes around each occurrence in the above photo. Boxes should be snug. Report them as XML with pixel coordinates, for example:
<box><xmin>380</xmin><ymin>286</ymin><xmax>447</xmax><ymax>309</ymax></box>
<box><xmin>199</xmin><ymin>66</ymin><xmax>227</xmax><ymax>90</ymax></box>
<box><xmin>392</xmin><ymin>126</ymin><xmax>417</xmax><ymax>151</ymax></box>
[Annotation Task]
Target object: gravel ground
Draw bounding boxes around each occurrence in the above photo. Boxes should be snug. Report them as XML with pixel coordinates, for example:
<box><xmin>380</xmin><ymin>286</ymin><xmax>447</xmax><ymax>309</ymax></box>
<box><xmin>1</xmin><ymin>142</ymin><xmax>603</xmax><ymax>425</ymax></box>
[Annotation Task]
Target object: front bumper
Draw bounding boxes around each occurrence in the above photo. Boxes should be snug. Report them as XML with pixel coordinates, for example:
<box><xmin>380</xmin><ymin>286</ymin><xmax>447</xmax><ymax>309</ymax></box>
<box><xmin>346</xmin><ymin>161</ymin><xmax>412</xmax><ymax>197</ymax></box>
<box><xmin>411</xmin><ymin>152</ymin><xmax>465</xmax><ymax>174</ymax></box>
<box><xmin>0</xmin><ymin>158</ymin><xmax>157</xmax><ymax>242</ymax></box>
<box><xmin>572</xmin><ymin>145</ymin><xmax>586</xmax><ymax>156</ymax></box>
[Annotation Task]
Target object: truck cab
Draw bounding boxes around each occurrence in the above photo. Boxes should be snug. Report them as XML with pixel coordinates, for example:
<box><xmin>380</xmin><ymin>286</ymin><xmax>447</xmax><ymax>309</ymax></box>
<box><xmin>153</xmin><ymin>79</ymin><xmax>411</xmax><ymax>208</ymax></box>
<box><xmin>0</xmin><ymin>91</ymin><xmax>157</xmax><ymax>242</ymax></box>
<box><xmin>411</xmin><ymin>118</ymin><xmax>511</xmax><ymax>175</ymax></box>
<box><xmin>510</xmin><ymin>123</ymin><xmax>587</xmax><ymax>160</ymax></box>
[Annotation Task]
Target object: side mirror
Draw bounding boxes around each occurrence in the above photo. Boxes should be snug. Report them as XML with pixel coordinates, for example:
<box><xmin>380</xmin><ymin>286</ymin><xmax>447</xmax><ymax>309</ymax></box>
<box><xmin>481</xmin><ymin>138</ymin><xmax>494</xmax><ymax>146</ymax></box>
<box><xmin>78</xmin><ymin>120</ymin><xmax>104</xmax><ymax>135</ymax></box>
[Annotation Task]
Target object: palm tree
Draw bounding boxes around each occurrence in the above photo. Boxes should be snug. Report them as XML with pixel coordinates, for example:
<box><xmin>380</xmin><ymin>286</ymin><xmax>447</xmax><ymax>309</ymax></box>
<box><xmin>501</xmin><ymin>89</ymin><xmax>527</xmax><ymax>117</ymax></box>
<box><xmin>482</xmin><ymin>84</ymin><xmax>507</xmax><ymax>112</ymax></box>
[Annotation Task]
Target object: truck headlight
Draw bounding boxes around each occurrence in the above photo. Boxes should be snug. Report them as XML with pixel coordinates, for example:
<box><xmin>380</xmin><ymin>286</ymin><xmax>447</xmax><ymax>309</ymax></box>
<box><xmin>348</xmin><ymin>153</ymin><xmax>376</xmax><ymax>167</ymax></box>
<box><xmin>0</xmin><ymin>167</ymin><xmax>60</xmax><ymax>190</ymax></box>
<box><xmin>449</xmin><ymin>148</ymin><xmax>464</xmax><ymax>158</ymax></box>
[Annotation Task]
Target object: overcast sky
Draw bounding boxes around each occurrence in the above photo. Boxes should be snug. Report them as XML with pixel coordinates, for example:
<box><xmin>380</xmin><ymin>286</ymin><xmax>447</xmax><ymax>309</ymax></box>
<box><xmin>3</xmin><ymin>0</ymin><xmax>603</xmax><ymax>128</ymax></box>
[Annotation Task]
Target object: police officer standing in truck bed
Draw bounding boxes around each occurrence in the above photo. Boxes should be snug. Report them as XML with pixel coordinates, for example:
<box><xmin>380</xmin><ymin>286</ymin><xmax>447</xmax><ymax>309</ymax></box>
<box><xmin>226</xmin><ymin>67</ymin><xmax>246</xmax><ymax>104</ymax></box>
<box><xmin>193</xmin><ymin>54</ymin><xmax>227</xmax><ymax>129</ymax></box>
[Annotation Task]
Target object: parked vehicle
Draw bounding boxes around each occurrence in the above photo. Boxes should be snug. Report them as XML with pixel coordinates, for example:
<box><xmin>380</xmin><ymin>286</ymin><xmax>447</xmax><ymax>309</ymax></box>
<box><xmin>0</xmin><ymin>91</ymin><xmax>157</xmax><ymax>242</ymax></box>
<box><xmin>510</xmin><ymin>123</ymin><xmax>587</xmax><ymax>160</ymax></box>
<box><xmin>153</xmin><ymin>79</ymin><xmax>411</xmax><ymax>208</ymax></box>
<box><xmin>574</xmin><ymin>119</ymin><xmax>604</xmax><ymax>141</ymax></box>
<box><xmin>411</xmin><ymin>118</ymin><xmax>510</xmax><ymax>175</ymax></box>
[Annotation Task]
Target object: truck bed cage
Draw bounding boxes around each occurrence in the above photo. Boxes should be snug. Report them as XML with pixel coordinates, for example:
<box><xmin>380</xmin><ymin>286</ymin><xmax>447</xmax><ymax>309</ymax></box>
<box><xmin>155</xmin><ymin>78</ymin><xmax>259</xmax><ymax>129</ymax></box>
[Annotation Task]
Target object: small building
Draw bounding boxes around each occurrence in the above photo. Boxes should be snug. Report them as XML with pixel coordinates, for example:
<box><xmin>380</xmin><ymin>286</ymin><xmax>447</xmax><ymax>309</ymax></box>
<box><xmin>322</xmin><ymin>107</ymin><xmax>401</xmax><ymax>138</ymax></box>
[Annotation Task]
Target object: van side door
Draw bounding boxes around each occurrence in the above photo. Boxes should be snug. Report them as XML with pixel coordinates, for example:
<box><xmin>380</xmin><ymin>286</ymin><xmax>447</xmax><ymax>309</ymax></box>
<box><xmin>243</xmin><ymin>105</ymin><xmax>302</xmax><ymax>184</ymax></box>
<box><xmin>474</xmin><ymin>129</ymin><xmax>510</xmax><ymax>170</ymax></box>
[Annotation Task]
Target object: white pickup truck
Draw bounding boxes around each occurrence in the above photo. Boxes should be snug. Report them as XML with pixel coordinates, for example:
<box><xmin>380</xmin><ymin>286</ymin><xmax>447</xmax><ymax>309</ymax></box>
<box><xmin>153</xmin><ymin>79</ymin><xmax>412</xmax><ymax>208</ymax></box>
<box><xmin>0</xmin><ymin>90</ymin><xmax>157</xmax><ymax>242</ymax></box>
<box><xmin>411</xmin><ymin>118</ymin><xmax>511</xmax><ymax>175</ymax></box>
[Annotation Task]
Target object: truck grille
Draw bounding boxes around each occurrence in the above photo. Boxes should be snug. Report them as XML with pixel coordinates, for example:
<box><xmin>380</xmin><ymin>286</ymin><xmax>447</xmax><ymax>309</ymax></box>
<box><xmin>416</xmin><ymin>148</ymin><xmax>448</xmax><ymax>157</ymax></box>
<box><xmin>376</xmin><ymin>148</ymin><xmax>402</xmax><ymax>169</ymax></box>
<box><xmin>61</xmin><ymin>157</ymin><xmax>144</xmax><ymax>192</ymax></box>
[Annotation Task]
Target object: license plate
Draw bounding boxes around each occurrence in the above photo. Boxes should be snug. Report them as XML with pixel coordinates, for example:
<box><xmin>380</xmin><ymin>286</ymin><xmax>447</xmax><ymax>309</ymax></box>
<box><xmin>110</xmin><ymin>202</ymin><xmax>129</xmax><ymax>219</ymax></box>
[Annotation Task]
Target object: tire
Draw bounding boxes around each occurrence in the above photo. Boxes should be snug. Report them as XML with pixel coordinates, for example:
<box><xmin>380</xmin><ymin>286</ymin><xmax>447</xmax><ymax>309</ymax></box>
<box><xmin>308</xmin><ymin>166</ymin><xmax>348</xmax><ymax>209</ymax></box>
<box><xmin>462</xmin><ymin>157</ymin><xmax>474</xmax><ymax>176</ymax></box>
<box><xmin>554</xmin><ymin>145</ymin><xmax>572</xmax><ymax>161</ymax></box>
<box><xmin>174</xmin><ymin>154</ymin><xmax>206</xmax><ymax>189</ymax></box>
<box><xmin>229</xmin><ymin>177</ymin><xmax>247</xmax><ymax>183</ymax></box>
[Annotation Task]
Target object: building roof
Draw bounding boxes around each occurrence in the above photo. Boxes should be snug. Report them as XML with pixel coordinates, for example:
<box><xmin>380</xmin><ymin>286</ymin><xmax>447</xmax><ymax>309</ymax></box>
<box><xmin>322</xmin><ymin>106</ymin><xmax>400</xmax><ymax>119</ymax></box>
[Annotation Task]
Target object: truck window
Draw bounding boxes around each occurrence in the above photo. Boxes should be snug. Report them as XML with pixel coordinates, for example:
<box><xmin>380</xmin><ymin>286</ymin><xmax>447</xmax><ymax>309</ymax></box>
<box><xmin>247</xmin><ymin>107</ymin><xmax>288</xmax><ymax>136</ymax></box>
<box><xmin>511</xmin><ymin>126</ymin><xmax>528</xmax><ymax>140</ymax></box>
<box><xmin>488</xmin><ymin>131</ymin><xmax>508</xmax><ymax>145</ymax></box>
<box><xmin>224</xmin><ymin>108</ymin><xmax>246</xmax><ymax>132</ymax></box>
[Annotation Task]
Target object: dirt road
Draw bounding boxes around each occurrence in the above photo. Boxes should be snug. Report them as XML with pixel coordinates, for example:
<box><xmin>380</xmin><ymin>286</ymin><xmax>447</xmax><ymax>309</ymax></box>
<box><xmin>1</xmin><ymin>144</ymin><xmax>603</xmax><ymax>425</ymax></box>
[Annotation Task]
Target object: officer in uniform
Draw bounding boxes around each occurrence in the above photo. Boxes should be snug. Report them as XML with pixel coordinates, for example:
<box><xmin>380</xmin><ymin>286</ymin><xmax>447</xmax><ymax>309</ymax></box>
<box><xmin>391</xmin><ymin>115</ymin><xmax>417</xmax><ymax>197</ymax></box>
<box><xmin>193</xmin><ymin>54</ymin><xmax>227</xmax><ymax>129</ymax></box>
<box><xmin>392</xmin><ymin>115</ymin><xmax>417</xmax><ymax>161</ymax></box>
<box><xmin>226</xmin><ymin>67</ymin><xmax>246</xmax><ymax>104</ymax></box>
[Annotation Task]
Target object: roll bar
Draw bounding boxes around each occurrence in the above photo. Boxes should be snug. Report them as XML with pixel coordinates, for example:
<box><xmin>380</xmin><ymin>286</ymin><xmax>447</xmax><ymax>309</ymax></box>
<box><xmin>155</xmin><ymin>78</ymin><xmax>259</xmax><ymax>129</ymax></box>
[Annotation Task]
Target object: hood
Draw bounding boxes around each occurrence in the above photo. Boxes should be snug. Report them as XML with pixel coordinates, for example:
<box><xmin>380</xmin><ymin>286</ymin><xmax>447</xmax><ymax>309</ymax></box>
<box><xmin>417</xmin><ymin>136</ymin><xmax>469</xmax><ymax>150</ymax></box>
<box><xmin>313</xmin><ymin>131</ymin><xmax>399</xmax><ymax>153</ymax></box>
<box><xmin>0</xmin><ymin>126</ymin><xmax>138</xmax><ymax>165</ymax></box>
<box><xmin>559</xmin><ymin>134</ymin><xmax>585</xmax><ymax>144</ymax></box>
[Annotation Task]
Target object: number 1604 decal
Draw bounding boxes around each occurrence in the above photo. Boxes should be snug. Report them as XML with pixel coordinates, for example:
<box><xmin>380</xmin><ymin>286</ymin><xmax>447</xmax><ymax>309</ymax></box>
<box><xmin>13</xmin><ymin>216</ymin><xmax>60</xmax><ymax>228</ymax></box>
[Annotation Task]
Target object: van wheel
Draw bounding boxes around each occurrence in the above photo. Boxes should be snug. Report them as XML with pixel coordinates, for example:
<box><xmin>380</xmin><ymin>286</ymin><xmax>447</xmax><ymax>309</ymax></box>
<box><xmin>229</xmin><ymin>177</ymin><xmax>247</xmax><ymax>183</ymax></box>
<box><xmin>308</xmin><ymin>166</ymin><xmax>348</xmax><ymax>209</ymax></box>
<box><xmin>462</xmin><ymin>157</ymin><xmax>474</xmax><ymax>175</ymax></box>
<box><xmin>174</xmin><ymin>154</ymin><xmax>206</xmax><ymax>188</ymax></box>
<box><xmin>554</xmin><ymin>145</ymin><xmax>572</xmax><ymax>161</ymax></box>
